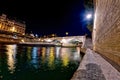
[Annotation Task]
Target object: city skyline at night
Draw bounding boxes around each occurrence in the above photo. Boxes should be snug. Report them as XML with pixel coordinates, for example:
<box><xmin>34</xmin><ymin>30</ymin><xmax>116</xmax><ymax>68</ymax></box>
<box><xmin>0</xmin><ymin>0</ymin><xmax>92</xmax><ymax>37</ymax></box>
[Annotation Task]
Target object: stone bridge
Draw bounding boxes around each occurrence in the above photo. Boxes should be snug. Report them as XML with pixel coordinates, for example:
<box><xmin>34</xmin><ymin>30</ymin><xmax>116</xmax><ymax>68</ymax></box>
<box><xmin>21</xmin><ymin>36</ymin><xmax>86</xmax><ymax>47</ymax></box>
<box><xmin>42</xmin><ymin>36</ymin><xmax>85</xmax><ymax>47</ymax></box>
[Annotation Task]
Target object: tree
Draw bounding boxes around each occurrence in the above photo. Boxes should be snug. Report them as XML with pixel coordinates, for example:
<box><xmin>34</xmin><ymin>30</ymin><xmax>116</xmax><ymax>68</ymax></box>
<box><xmin>84</xmin><ymin>0</ymin><xmax>94</xmax><ymax>34</ymax></box>
<box><xmin>84</xmin><ymin>0</ymin><xmax>94</xmax><ymax>11</ymax></box>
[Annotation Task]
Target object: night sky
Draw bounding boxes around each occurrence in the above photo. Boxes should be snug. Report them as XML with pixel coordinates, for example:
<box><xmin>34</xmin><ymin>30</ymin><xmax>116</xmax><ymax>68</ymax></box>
<box><xmin>0</xmin><ymin>0</ymin><xmax>90</xmax><ymax>37</ymax></box>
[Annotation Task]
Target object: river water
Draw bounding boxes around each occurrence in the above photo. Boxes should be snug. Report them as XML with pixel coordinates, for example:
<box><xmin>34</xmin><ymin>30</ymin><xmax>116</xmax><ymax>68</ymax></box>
<box><xmin>0</xmin><ymin>44</ymin><xmax>82</xmax><ymax>80</ymax></box>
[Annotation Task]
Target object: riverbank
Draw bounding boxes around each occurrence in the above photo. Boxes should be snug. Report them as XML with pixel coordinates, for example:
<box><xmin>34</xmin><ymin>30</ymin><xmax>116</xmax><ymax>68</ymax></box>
<box><xmin>71</xmin><ymin>49</ymin><xmax>120</xmax><ymax>80</ymax></box>
<box><xmin>71</xmin><ymin>38</ymin><xmax>120</xmax><ymax>80</ymax></box>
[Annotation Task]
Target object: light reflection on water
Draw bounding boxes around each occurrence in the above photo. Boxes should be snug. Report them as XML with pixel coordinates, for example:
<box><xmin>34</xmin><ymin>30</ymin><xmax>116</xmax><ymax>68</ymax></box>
<box><xmin>0</xmin><ymin>44</ymin><xmax>82</xmax><ymax>80</ymax></box>
<box><xmin>61</xmin><ymin>48</ymin><xmax>70</xmax><ymax>67</ymax></box>
<box><xmin>41</xmin><ymin>47</ymin><xmax>46</xmax><ymax>64</ymax></box>
<box><xmin>31</xmin><ymin>47</ymin><xmax>39</xmax><ymax>69</ymax></box>
<box><xmin>6</xmin><ymin>45</ymin><xmax>16</xmax><ymax>73</ymax></box>
<box><xmin>55</xmin><ymin>47</ymin><xmax>61</xmax><ymax>58</ymax></box>
<box><xmin>48</xmin><ymin>47</ymin><xmax>55</xmax><ymax>69</ymax></box>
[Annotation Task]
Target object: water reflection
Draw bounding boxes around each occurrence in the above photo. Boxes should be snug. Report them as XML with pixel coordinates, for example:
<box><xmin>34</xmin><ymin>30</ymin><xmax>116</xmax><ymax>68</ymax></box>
<box><xmin>6</xmin><ymin>45</ymin><xmax>16</xmax><ymax>73</ymax></box>
<box><xmin>55</xmin><ymin>47</ymin><xmax>61</xmax><ymax>58</ymax></box>
<box><xmin>73</xmin><ymin>47</ymin><xmax>81</xmax><ymax>61</ymax></box>
<box><xmin>32</xmin><ymin>47</ymin><xmax>38</xmax><ymax>59</ymax></box>
<box><xmin>0</xmin><ymin>44</ymin><xmax>81</xmax><ymax>80</ymax></box>
<box><xmin>41</xmin><ymin>47</ymin><xmax>46</xmax><ymax>64</ymax></box>
<box><xmin>48</xmin><ymin>47</ymin><xmax>55</xmax><ymax>69</ymax></box>
<box><xmin>61</xmin><ymin>48</ymin><xmax>70</xmax><ymax>67</ymax></box>
<box><xmin>31</xmin><ymin>47</ymin><xmax>39</xmax><ymax>69</ymax></box>
<box><xmin>27</xmin><ymin>47</ymin><xmax>32</xmax><ymax>60</ymax></box>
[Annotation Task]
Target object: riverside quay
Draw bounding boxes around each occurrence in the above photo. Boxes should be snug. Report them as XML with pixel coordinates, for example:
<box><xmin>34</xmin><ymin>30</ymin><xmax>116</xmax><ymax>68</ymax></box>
<box><xmin>0</xmin><ymin>14</ymin><xmax>26</xmax><ymax>43</ymax></box>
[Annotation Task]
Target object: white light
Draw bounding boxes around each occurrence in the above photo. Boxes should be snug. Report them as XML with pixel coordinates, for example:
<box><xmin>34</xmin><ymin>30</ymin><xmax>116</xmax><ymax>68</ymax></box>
<box><xmin>21</xmin><ymin>39</ymin><xmax>24</xmax><ymax>42</ymax></box>
<box><xmin>86</xmin><ymin>14</ymin><xmax>92</xmax><ymax>19</ymax></box>
<box><xmin>46</xmin><ymin>39</ymin><xmax>52</xmax><ymax>42</ymax></box>
<box><xmin>35</xmin><ymin>34</ymin><xmax>38</xmax><ymax>37</ymax></box>
<box><xmin>61</xmin><ymin>39</ymin><xmax>67</xmax><ymax>43</ymax></box>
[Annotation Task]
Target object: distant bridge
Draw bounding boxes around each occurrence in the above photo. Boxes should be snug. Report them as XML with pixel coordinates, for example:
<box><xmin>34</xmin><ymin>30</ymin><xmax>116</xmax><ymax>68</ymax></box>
<box><xmin>0</xmin><ymin>34</ymin><xmax>86</xmax><ymax>47</ymax></box>
<box><xmin>21</xmin><ymin>36</ymin><xmax>86</xmax><ymax>47</ymax></box>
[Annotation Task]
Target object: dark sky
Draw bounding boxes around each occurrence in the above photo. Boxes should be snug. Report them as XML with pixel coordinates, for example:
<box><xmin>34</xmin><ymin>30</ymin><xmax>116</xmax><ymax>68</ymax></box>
<box><xmin>0</xmin><ymin>0</ymin><xmax>89</xmax><ymax>37</ymax></box>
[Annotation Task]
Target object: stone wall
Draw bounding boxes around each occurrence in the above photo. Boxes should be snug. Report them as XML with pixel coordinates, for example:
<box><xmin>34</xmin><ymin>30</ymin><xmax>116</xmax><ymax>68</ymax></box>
<box><xmin>93</xmin><ymin>0</ymin><xmax>120</xmax><ymax>66</ymax></box>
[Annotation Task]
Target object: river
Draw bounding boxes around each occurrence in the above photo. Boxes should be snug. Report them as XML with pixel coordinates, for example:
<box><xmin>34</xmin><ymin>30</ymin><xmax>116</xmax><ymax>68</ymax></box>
<box><xmin>0</xmin><ymin>44</ymin><xmax>82</xmax><ymax>80</ymax></box>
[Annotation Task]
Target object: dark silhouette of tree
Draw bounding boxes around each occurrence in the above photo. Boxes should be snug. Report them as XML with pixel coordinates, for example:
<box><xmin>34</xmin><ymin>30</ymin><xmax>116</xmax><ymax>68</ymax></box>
<box><xmin>84</xmin><ymin>0</ymin><xmax>94</xmax><ymax>11</ymax></box>
<box><xmin>84</xmin><ymin>0</ymin><xmax>94</xmax><ymax>37</ymax></box>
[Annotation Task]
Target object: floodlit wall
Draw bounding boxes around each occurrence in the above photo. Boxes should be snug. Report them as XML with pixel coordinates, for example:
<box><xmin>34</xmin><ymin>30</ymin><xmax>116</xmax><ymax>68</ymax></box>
<box><xmin>93</xmin><ymin>0</ymin><xmax>120</xmax><ymax>66</ymax></box>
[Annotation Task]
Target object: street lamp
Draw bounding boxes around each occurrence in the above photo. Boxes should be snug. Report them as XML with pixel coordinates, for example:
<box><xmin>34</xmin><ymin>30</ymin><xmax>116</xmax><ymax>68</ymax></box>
<box><xmin>86</xmin><ymin>14</ymin><xmax>92</xmax><ymax>20</ymax></box>
<box><xmin>65</xmin><ymin>32</ymin><xmax>68</xmax><ymax>36</ymax></box>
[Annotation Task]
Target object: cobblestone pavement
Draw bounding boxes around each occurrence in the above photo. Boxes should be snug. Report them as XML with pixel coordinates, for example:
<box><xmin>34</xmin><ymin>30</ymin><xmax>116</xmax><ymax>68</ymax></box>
<box><xmin>71</xmin><ymin>49</ymin><xmax>120</xmax><ymax>80</ymax></box>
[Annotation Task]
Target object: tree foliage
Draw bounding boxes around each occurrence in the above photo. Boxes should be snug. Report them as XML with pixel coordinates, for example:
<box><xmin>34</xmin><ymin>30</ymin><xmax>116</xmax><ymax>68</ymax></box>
<box><xmin>84</xmin><ymin>0</ymin><xmax>94</xmax><ymax>33</ymax></box>
<box><xmin>84</xmin><ymin>0</ymin><xmax>94</xmax><ymax>11</ymax></box>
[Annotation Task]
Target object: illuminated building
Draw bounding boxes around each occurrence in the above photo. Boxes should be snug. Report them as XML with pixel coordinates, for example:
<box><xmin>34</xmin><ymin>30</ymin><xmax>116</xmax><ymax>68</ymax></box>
<box><xmin>0</xmin><ymin>14</ymin><xmax>26</xmax><ymax>35</ymax></box>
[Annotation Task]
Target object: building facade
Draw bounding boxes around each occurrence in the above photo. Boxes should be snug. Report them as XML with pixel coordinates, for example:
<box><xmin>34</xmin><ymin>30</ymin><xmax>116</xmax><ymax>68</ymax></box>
<box><xmin>0</xmin><ymin>14</ymin><xmax>26</xmax><ymax>35</ymax></box>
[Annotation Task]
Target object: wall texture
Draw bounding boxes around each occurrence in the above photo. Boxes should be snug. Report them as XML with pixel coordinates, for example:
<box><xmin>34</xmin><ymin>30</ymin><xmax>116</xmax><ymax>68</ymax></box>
<box><xmin>93</xmin><ymin>0</ymin><xmax>120</xmax><ymax>66</ymax></box>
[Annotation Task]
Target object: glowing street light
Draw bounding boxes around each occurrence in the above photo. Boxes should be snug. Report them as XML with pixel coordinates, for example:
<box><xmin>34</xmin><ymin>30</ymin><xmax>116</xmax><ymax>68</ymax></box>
<box><xmin>10</xmin><ymin>27</ymin><xmax>15</xmax><ymax>32</ymax></box>
<box><xmin>65</xmin><ymin>32</ymin><xmax>68</xmax><ymax>36</ymax></box>
<box><xmin>86</xmin><ymin>14</ymin><xmax>92</xmax><ymax>20</ymax></box>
